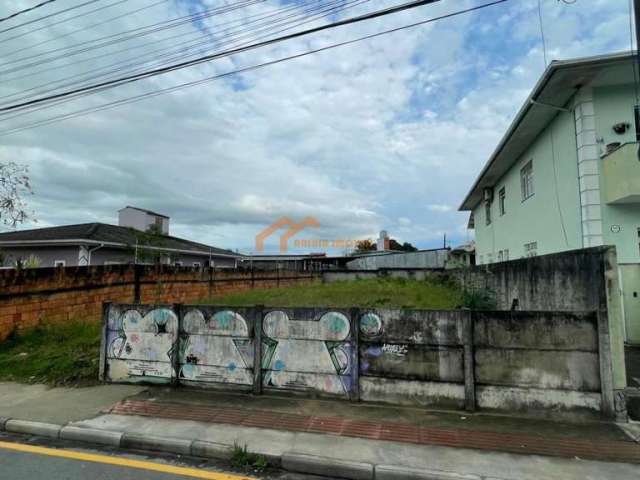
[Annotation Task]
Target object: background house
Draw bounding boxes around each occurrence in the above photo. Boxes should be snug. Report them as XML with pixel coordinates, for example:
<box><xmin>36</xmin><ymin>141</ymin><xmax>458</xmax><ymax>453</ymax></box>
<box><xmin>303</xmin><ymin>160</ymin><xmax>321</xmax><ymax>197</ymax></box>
<box><xmin>459</xmin><ymin>51</ymin><xmax>639</xmax><ymax>345</ymax></box>
<box><xmin>0</xmin><ymin>207</ymin><xmax>239</xmax><ymax>268</ymax></box>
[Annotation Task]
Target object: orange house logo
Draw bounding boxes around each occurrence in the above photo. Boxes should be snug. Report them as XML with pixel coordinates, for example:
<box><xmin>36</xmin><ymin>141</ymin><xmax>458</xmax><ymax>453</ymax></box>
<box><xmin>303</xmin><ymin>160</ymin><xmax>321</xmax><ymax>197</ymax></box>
<box><xmin>255</xmin><ymin>217</ymin><xmax>320</xmax><ymax>253</ymax></box>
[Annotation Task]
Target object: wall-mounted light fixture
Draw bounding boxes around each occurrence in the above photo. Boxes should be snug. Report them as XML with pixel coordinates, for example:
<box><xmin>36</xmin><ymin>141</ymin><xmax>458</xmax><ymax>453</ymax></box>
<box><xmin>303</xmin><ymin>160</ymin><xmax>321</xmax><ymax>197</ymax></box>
<box><xmin>612</xmin><ymin>122</ymin><xmax>630</xmax><ymax>135</ymax></box>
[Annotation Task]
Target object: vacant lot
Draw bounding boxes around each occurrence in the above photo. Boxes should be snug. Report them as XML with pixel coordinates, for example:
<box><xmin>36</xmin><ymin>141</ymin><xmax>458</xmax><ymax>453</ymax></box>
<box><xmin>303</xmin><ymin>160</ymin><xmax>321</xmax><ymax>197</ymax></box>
<box><xmin>206</xmin><ymin>277</ymin><xmax>462</xmax><ymax>309</ymax></box>
<box><xmin>0</xmin><ymin>278</ymin><xmax>463</xmax><ymax>386</ymax></box>
<box><xmin>0</xmin><ymin>322</ymin><xmax>100</xmax><ymax>386</ymax></box>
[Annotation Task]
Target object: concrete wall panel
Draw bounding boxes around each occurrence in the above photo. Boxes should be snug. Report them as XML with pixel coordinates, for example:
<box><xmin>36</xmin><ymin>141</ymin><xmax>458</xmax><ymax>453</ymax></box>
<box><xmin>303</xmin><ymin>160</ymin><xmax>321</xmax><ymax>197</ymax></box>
<box><xmin>360</xmin><ymin>377</ymin><xmax>465</xmax><ymax>408</ymax></box>
<box><xmin>474</xmin><ymin>311</ymin><xmax>598</xmax><ymax>351</ymax></box>
<box><xmin>475</xmin><ymin>349</ymin><xmax>600</xmax><ymax>391</ymax></box>
<box><xmin>360</xmin><ymin>344</ymin><xmax>464</xmax><ymax>382</ymax></box>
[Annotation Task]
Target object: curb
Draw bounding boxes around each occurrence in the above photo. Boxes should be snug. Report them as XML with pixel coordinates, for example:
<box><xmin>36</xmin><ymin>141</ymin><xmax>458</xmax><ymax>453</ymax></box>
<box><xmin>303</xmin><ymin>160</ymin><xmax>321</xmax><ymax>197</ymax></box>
<box><xmin>376</xmin><ymin>465</ymin><xmax>482</xmax><ymax>480</ymax></box>
<box><xmin>4</xmin><ymin>420</ymin><xmax>61</xmax><ymax>439</ymax></box>
<box><xmin>121</xmin><ymin>433</ymin><xmax>192</xmax><ymax>455</ymax></box>
<box><xmin>0</xmin><ymin>417</ymin><xmax>508</xmax><ymax>480</ymax></box>
<box><xmin>282</xmin><ymin>452</ymin><xmax>373</xmax><ymax>480</ymax></box>
<box><xmin>60</xmin><ymin>426</ymin><xmax>123</xmax><ymax>447</ymax></box>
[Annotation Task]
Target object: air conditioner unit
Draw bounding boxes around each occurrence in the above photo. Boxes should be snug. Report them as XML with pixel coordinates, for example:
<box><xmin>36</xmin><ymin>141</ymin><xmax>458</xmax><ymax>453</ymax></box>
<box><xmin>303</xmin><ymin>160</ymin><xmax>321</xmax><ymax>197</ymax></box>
<box><xmin>483</xmin><ymin>187</ymin><xmax>494</xmax><ymax>203</ymax></box>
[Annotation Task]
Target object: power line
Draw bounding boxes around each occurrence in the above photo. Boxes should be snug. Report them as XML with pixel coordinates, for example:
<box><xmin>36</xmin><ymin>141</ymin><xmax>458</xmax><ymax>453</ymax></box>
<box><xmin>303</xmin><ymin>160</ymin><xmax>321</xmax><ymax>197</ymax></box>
<box><xmin>1</xmin><ymin>0</ymin><xmax>364</xmax><ymax>110</ymax></box>
<box><xmin>1</xmin><ymin>0</ymin><xmax>449</xmax><ymax>113</ymax></box>
<box><xmin>0</xmin><ymin>0</ymin><xmax>508</xmax><ymax>136</ymax></box>
<box><xmin>0</xmin><ymin>0</ymin><xmax>263</xmax><ymax>72</ymax></box>
<box><xmin>0</xmin><ymin>0</ymin><xmax>104</xmax><ymax>35</ymax></box>
<box><xmin>0</xmin><ymin>0</ymin><xmax>320</xmax><ymax>95</ymax></box>
<box><xmin>0</xmin><ymin>0</ymin><xmax>57</xmax><ymax>24</ymax></box>
<box><xmin>3</xmin><ymin>0</ymin><xmax>169</xmax><ymax>58</ymax></box>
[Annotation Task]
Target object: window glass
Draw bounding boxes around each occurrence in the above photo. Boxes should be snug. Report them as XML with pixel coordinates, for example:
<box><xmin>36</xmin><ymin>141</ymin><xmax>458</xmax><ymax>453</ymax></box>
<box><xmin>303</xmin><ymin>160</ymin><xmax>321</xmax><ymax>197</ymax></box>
<box><xmin>521</xmin><ymin>161</ymin><xmax>534</xmax><ymax>201</ymax></box>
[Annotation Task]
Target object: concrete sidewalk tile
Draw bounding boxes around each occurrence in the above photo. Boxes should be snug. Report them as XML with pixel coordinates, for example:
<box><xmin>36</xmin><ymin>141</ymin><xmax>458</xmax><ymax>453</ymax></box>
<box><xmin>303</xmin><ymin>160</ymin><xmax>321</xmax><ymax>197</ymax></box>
<box><xmin>375</xmin><ymin>465</ymin><xmax>482</xmax><ymax>480</ymax></box>
<box><xmin>0</xmin><ymin>417</ymin><xmax>10</xmax><ymax>431</ymax></box>
<box><xmin>59</xmin><ymin>426</ymin><xmax>123</xmax><ymax>447</ymax></box>
<box><xmin>5</xmin><ymin>420</ymin><xmax>61</xmax><ymax>439</ymax></box>
<box><xmin>120</xmin><ymin>433</ymin><xmax>192</xmax><ymax>455</ymax></box>
<box><xmin>282</xmin><ymin>452</ymin><xmax>373</xmax><ymax>480</ymax></box>
<box><xmin>191</xmin><ymin>440</ymin><xmax>233</xmax><ymax>460</ymax></box>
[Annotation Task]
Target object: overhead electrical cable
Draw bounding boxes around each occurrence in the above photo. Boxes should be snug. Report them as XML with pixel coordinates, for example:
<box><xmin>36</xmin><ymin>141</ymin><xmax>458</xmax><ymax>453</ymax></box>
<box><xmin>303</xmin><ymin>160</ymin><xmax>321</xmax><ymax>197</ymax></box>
<box><xmin>0</xmin><ymin>0</ymin><xmax>316</xmax><ymax>93</ymax></box>
<box><xmin>0</xmin><ymin>0</ymin><xmax>105</xmax><ymax>36</ymax></box>
<box><xmin>0</xmin><ymin>0</ymin><xmax>508</xmax><ymax>136</ymax></box>
<box><xmin>0</xmin><ymin>0</ymin><xmax>57</xmax><ymax>24</ymax></box>
<box><xmin>0</xmin><ymin>0</ymin><xmax>263</xmax><ymax>74</ymax></box>
<box><xmin>0</xmin><ymin>0</ymin><xmax>364</xmax><ymax>107</ymax></box>
<box><xmin>1</xmin><ymin>0</ymin><xmax>451</xmax><ymax>113</ymax></box>
<box><xmin>3</xmin><ymin>0</ymin><xmax>169</xmax><ymax>58</ymax></box>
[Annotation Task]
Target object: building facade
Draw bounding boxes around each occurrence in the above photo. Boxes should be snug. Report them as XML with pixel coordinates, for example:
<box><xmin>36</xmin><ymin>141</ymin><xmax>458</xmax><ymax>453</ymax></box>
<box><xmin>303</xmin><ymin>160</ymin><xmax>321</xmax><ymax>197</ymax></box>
<box><xmin>460</xmin><ymin>52</ymin><xmax>640</xmax><ymax>344</ymax></box>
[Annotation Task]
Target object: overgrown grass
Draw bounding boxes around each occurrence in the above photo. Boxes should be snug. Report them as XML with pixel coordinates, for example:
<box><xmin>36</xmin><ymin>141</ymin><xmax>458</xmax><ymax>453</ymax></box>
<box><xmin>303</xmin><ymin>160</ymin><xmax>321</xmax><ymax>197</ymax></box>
<box><xmin>205</xmin><ymin>277</ymin><xmax>463</xmax><ymax>309</ymax></box>
<box><xmin>0</xmin><ymin>321</ymin><xmax>101</xmax><ymax>386</ymax></box>
<box><xmin>230</xmin><ymin>443</ymin><xmax>268</xmax><ymax>472</ymax></box>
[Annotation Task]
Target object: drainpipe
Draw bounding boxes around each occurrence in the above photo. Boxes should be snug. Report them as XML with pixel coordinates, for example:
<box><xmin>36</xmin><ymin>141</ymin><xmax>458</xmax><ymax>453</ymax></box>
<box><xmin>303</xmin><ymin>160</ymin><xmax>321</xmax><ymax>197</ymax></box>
<box><xmin>87</xmin><ymin>244</ymin><xmax>105</xmax><ymax>265</ymax></box>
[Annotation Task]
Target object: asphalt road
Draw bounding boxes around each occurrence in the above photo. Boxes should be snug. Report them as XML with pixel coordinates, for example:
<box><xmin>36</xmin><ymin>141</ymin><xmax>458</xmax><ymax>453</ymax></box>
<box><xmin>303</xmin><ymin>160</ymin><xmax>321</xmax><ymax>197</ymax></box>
<box><xmin>0</xmin><ymin>437</ymin><xmax>261</xmax><ymax>480</ymax></box>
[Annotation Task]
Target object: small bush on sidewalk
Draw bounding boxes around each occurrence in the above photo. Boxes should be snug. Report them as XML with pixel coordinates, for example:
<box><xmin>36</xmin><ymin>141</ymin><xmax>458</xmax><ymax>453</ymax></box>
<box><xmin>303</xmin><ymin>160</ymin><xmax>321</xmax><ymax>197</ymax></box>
<box><xmin>0</xmin><ymin>321</ymin><xmax>101</xmax><ymax>386</ymax></box>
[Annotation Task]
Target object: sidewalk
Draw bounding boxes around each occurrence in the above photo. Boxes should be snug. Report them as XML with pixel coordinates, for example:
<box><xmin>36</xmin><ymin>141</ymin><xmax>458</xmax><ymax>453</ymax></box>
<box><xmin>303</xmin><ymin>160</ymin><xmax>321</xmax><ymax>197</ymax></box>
<box><xmin>2</xmin><ymin>383</ymin><xmax>640</xmax><ymax>479</ymax></box>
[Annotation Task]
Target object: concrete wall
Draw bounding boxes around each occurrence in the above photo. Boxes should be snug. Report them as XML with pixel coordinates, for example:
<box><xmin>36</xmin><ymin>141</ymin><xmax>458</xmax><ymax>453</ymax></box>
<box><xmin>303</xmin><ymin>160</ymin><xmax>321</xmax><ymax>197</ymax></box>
<box><xmin>346</xmin><ymin>249</ymin><xmax>449</xmax><ymax>270</ymax></box>
<box><xmin>0</xmin><ymin>266</ymin><xmax>319</xmax><ymax>342</ymax></box>
<box><xmin>103</xmin><ymin>304</ymin><xmax>611</xmax><ymax>419</ymax></box>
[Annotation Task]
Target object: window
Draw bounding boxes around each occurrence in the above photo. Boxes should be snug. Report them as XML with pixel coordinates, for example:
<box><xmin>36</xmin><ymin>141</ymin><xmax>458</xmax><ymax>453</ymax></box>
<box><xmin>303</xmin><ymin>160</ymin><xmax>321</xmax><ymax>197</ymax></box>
<box><xmin>524</xmin><ymin>242</ymin><xmax>538</xmax><ymax>257</ymax></box>
<box><xmin>520</xmin><ymin>160</ymin><xmax>534</xmax><ymax>201</ymax></box>
<box><xmin>54</xmin><ymin>260</ymin><xmax>65</xmax><ymax>268</ymax></box>
<box><xmin>504</xmin><ymin>249</ymin><xmax>509</xmax><ymax>261</ymax></box>
<box><xmin>174</xmin><ymin>261</ymin><xmax>183</xmax><ymax>267</ymax></box>
<box><xmin>499</xmin><ymin>187</ymin><xmax>506</xmax><ymax>216</ymax></box>
<box><xmin>485</xmin><ymin>201</ymin><xmax>492</xmax><ymax>225</ymax></box>
<box><xmin>192</xmin><ymin>262</ymin><xmax>201</xmax><ymax>269</ymax></box>
<box><xmin>498</xmin><ymin>251</ymin><xmax>503</xmax><ymax>262</ymax></box>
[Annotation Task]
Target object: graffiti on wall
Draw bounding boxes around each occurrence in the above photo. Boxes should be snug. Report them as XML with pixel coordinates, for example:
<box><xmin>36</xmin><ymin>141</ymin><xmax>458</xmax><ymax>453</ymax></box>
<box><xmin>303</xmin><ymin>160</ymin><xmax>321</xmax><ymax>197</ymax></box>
<box><xmin>262</xmin><ymin>310</ymin><xmax>353</xmax><ymax>397</ymax></box>
<box><xmin>179</xmin><ymin>309</ymin><xmax>254</xmax><ymax>385</ymax></box>
<box><xmin>106</xmin><ymin>306</ymin><xmax>178</xmax><ymax>383</ymax></box>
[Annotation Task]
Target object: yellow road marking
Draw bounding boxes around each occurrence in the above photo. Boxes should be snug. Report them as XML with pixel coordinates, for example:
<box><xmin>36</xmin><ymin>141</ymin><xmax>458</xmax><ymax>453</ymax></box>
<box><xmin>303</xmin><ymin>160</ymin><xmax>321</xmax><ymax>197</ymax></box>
<box><xmin>0</xmin><ymin>440</ymin><xmax>255</xmax><ymax>480</ymax></box>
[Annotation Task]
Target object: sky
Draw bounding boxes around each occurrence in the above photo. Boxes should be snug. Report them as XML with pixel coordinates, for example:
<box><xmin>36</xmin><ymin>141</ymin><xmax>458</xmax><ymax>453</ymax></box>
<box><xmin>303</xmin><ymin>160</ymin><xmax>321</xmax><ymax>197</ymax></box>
<box><xmin>0</xmin><ymin>0</ymin><xmax>634</xmax><ymax>254</ymax></box>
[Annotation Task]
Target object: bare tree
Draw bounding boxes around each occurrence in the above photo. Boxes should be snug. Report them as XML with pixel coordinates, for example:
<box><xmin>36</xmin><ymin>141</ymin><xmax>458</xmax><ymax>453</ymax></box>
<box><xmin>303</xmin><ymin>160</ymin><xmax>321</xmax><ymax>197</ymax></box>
<box><xmin>0</xmin><ymin>162</ymin><xmax>32</xmax><ymax>227</ymax></box>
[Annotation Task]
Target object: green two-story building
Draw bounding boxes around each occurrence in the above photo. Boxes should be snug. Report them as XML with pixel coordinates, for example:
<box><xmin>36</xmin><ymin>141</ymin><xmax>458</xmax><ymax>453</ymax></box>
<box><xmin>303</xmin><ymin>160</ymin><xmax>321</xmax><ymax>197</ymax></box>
<box><xmin>460</xmin><ymin>52</ymin><xmax>640</xmax><ymax>345</ymax></box>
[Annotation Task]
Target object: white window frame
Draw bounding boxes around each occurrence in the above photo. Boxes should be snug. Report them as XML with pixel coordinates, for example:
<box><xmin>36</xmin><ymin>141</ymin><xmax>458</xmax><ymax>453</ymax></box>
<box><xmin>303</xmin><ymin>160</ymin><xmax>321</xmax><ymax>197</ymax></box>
<box><xmin>498</xmin><ymin>187</ymin><xmax>506</xmax><ymax>216</ymax></box>
<box><xmin>521</xmin><ymin>160</ymin><xmax>534</xmax><ymax>201</ymax></box>
<box><xmin>524</xmin><ymin>242</ymin><xmax>538</xmax><ymax>257</ymax></box>
<box><xmin>54</xmin><ymin>260</ymin><xmax>66</xmax><ymax>267</ymax></box>
<box><xmin>174</xmin><ymin>261</ymin><xmax>183</xmax><ymax>267</ymax></box>
<box><xmin>192</xmin><ymin>262</ymin><xmax>201</xmax><ymax>269</ymax></box>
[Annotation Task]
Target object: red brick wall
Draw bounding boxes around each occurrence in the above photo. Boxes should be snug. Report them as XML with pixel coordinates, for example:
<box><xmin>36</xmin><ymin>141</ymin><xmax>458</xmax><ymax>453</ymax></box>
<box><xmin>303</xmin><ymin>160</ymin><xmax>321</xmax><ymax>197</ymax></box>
<box><xmin>0</xmin><ymin>266</ymin><xmax>319</xmax><ymax>341</ymax></box>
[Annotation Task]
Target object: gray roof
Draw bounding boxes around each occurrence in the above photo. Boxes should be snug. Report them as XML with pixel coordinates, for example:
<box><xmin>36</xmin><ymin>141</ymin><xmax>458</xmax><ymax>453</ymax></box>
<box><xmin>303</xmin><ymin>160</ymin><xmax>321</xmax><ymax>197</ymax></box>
<box><xmin>0</xmin><ymin>223</ymin><xmax>238</xmax><ymax>257</ymax></box>
<box><xmin>459</xmin><ymin>51</ymin><xmax>636</xmax><ymax>211</ymax></box>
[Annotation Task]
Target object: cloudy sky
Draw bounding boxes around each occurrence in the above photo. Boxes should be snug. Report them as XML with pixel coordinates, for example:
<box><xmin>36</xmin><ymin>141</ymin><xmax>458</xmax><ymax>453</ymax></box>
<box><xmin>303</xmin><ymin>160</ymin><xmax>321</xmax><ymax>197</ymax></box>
<box><xmin>0</xmin><ymin>0</ymin><xmax>634</xmax><ymax>253</ymax></box>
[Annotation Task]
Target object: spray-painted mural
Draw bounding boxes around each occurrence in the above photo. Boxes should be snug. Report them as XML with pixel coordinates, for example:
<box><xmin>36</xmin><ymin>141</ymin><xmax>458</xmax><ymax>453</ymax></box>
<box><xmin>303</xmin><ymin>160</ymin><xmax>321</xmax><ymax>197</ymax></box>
<box><xmin>105</xmin><ymin>304</ymin><xmax>178</xmax><ymax>383</ymax></box>
<box><xmin>179</xmin><ymin>308</ymin><xmax>255</xmax><ymax>386</ymax></box>
<box><xmin>101</xmin><ymin>304</ymin><xmax>605</xmax><ymax>417</ymax></box>
<box><xmin>261</xmin><ymin>309</ymin><xmax>354</xmax><ymax>397</ymax></box>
